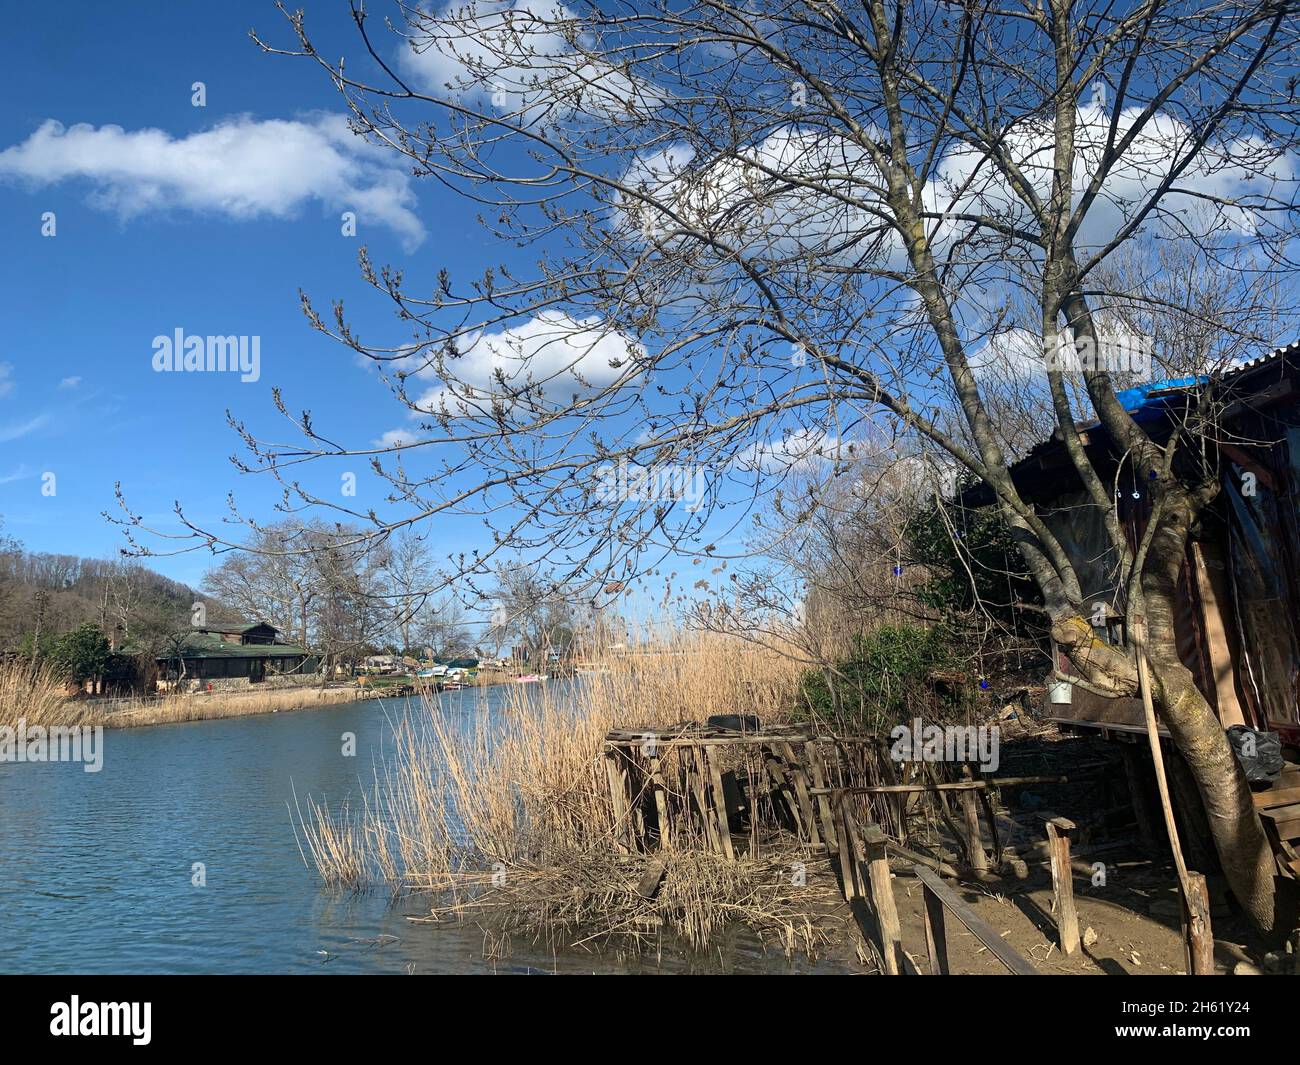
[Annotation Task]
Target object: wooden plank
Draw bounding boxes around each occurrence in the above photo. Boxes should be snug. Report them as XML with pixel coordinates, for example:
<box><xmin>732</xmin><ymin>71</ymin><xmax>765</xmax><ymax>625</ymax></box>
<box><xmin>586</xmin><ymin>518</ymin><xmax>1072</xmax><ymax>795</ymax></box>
<box><xmin>804</xmin><ymin>743</ymin><xmax>839</xmax><ymax>854</ymax></box>
<box><xmin>922</xmin><ymin>880</ymin><xmax>949</xmax><ymax>975</ymax></box>
<box><xmin>1042</xmin><ymin>816</ymin><xmax>1080</xmax><ymax>956</ymax></box>
<box><xmin>635</xmin><ymin>859</ymin><xmax>666</xmax><ymax>899</ymax></box>
<box><xmin>1255</xmin><ymin>786</ymin><xmax>1300</xmax><ymax>810</ymax></box>
<box><xmin>761</xmin><ymin>746</ymin><xmax>807</xmax><ymax>840</ymax></box>
<box><xmin>683</xmin><ymin>746</ymin><xmax>720</xmax><ymax>854</ymax></box>
<box><xmin>779</xmin><ymin>742</ymin><xmax>822</xmax><ymax>846</ymax></box>
<box><xmin>911</xmin><ymin>865</ymin><xmax>1040</xmax><ymax>975</ymax></box>
<box><xmin>1260</xmin><ymin>802</ymin><xmax>1300</xmax><ymax>840</ymax></box>
<box><xmin>831</xmin><ymin>795</ymin><xmax>861</xmax><ymax>900</ymax></box>
<box><xmin>704</xmin><ymin>747</ymin><xmax>735</xmax><ymax>860</ymax></box>
<box><xmin>647</xmin><ymin>753</ymin><xmax>671</xmax><ymax>849</ymax></box>
<box><xmin>1191</xmin><ymin>542</ymin><xmax>1248</xmax><ymax>728</ymax></box>
<box><xmin>603</xmin><ymin>749</ymin><xmax>633</xmax><ymax>854</ymax></box>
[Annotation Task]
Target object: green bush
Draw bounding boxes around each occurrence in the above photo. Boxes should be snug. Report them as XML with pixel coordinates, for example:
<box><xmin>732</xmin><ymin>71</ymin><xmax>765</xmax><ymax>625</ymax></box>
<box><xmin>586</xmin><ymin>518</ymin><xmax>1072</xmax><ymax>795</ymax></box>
<box><xmin>798</xmin><ymin>623</ymin><xmax>972</xmax><ymax>729</ymax></box>
<box><xmin>50</xmin><ymin>623</ymin><xmax>111</xmax><ymax>686</ymax></box>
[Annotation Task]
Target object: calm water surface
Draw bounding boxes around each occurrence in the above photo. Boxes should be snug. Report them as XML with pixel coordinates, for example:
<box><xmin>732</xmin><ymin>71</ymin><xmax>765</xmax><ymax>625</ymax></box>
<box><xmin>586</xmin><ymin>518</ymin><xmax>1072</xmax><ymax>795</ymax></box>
<box><xmin>0</xmin><ymin>686</ymin><xmax>847</xmax><ymax>974</ymax></box>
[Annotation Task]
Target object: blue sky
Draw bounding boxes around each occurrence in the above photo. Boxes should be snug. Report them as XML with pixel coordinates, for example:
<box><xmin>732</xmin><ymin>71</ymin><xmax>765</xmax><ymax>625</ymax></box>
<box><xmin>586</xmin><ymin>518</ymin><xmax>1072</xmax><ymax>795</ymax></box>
<box><xmin>0</xmin><ymin>3</ymin><xmax>502</xmax><ymax>589</ymax></box>
<box><xmin>3</xmin><ymin>1</ymin><xmax>1290</xmax><ymax>611</ymax></box>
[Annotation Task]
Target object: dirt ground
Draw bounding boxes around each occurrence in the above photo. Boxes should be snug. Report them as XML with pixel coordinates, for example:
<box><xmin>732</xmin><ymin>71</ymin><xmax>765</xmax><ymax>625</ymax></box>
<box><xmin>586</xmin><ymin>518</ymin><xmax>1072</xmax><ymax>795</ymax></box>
<box><xmin>817</xmin><ymin>720</ymin><xmax>1288</xmax><ymax>975</ymax></box>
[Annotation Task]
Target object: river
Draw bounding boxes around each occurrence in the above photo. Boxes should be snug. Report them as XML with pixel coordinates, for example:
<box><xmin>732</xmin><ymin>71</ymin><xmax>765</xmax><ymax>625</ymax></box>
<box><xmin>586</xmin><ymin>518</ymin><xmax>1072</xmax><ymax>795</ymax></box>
<box><xmin>0</xmin><ymin>685</ymin><xmax>847</xmax><ymax>974</ymax></box>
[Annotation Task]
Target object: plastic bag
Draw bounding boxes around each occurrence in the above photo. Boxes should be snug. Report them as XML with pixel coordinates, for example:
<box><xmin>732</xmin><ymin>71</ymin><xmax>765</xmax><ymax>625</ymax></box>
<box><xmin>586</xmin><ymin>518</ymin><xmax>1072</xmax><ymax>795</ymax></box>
<box><xmin>1226</xmin><ymin>725</ymin><xmax>1286</xmax><ymax>785</ymax></box>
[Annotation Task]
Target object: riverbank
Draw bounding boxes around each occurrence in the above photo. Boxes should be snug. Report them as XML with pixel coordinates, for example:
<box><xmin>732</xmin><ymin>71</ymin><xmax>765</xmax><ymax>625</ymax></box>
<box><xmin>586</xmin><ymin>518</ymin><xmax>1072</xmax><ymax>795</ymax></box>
<box><xmin>95</xmin><ymin>684</ymin><xmax>382</xmax><ymax>728</ymax></box>
<box><xmin>0</xmin><ymin>659</ymin><xmax>393</xmax><ymax>731</ymax></box>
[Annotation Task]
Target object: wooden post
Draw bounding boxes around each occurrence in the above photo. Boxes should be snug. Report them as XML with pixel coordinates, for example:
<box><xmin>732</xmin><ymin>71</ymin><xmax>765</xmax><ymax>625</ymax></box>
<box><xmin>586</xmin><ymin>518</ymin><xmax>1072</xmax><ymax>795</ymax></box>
<box><xmin>1040</xmin><ymin>814</ymin><xmax>1080</xmax><ymax>956</ymax></box>
<box><xmin>921</xmin><ymin>880</ymin><xmax>949</xmax><ymax>975</ymax></box>
<box><xmin>860</xmin><ymin>819</ymin><xmax>904</xmax><ymax>975</ymax></box>
<box><xmin>958</xmin><ymin>781</ymin><xmax>989</xmax><ymax>876</ymax></box>
<box><xmin>759</xmin><ymin>749</ymin><xmax>800</xmax><ymax>842</ymax></box>
<box><xmin>1181</xmin><ymin>871</ymin><xmax>1215</xmax><ymax>975</ymax></box>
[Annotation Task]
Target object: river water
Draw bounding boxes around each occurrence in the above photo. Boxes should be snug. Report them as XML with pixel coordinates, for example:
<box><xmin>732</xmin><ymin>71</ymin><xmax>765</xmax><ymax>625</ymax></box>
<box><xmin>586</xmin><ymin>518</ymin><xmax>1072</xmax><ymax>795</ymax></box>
<box><xmin>0</xmin><ymin>685</ymin><xmax>845</xmax><ymax>974</ymax></box>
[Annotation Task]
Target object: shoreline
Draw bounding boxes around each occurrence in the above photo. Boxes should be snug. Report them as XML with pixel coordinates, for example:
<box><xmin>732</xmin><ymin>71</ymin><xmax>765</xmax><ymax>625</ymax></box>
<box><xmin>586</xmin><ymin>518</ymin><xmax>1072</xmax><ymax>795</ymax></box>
<box><xmin>84</xmin><ymin>670</ymin><xmax>518</xmax><ymax>730</ymax></box>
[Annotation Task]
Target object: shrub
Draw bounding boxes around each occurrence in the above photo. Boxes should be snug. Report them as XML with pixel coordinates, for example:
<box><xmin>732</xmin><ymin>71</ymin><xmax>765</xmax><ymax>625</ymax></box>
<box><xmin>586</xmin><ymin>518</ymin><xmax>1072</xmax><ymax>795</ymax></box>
<box><xmin>798</xmin><ymin>623</ymin><xmax>973</xmax><ymax>730</ymax></box>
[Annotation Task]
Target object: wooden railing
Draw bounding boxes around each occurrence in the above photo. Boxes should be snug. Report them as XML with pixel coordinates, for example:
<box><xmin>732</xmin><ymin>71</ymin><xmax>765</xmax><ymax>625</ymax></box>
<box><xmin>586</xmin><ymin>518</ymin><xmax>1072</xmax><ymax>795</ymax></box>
<box><xmin>834</xmin><ymin>793</ymin><xmax>1041</xmax><ymax>975</ymax></box>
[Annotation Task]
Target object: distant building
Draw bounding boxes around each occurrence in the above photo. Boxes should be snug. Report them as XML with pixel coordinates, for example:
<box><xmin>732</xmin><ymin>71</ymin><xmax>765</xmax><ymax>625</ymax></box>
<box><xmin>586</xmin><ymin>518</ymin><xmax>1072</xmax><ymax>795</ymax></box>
<box><xmin>157</xmin><ymin>622</ymin><xmax>313</xmax><ymax>684</ymax></box>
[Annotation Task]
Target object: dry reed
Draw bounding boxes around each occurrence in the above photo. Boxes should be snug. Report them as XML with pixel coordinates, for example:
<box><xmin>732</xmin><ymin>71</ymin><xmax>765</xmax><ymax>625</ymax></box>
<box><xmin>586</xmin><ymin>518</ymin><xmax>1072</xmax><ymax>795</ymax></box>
<box><xmin>298</xmin><ymin>632</ymin><xmax>850</xmax><ymax>957</ymax></box>
<box><xmin>0</xmin><ymin>659</ymin><xmax>92</xmax><ymax>729</ymax></box>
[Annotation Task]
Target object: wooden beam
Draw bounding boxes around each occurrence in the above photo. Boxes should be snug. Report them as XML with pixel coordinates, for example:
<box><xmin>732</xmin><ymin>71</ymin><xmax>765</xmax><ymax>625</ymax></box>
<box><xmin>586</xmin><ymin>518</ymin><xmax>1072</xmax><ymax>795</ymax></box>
<box><xmin>922</xmin><ymin>879</ymin><xmax>949</xmax><ymax>975</ymax></box>
<box><xmin>911</xmin><ymin>866</ymin><xmax>1040</xmax><ymax>975</ymax></box>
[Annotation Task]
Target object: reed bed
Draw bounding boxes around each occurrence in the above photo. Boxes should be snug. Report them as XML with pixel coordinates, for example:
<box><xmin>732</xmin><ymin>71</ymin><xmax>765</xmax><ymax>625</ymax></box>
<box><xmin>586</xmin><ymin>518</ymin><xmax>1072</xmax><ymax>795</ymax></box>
<box><xmin>104</xmin><ymin>684</ymin><xmax>368</xmax><ymax>728</ymax></box>
<box><xmin>0</xmin><ymin>659</ymin><xmax>91</xmax><ymax>728</ymax></box>
<box><xmin>298</xmin><ymin>632</ymin><xmax>849</xmax><ymax>957</ymax></box>
<box><xmin>0</xmin><ymin>667</ymin><xmax>374</xmax><ymax>731</ymax></box>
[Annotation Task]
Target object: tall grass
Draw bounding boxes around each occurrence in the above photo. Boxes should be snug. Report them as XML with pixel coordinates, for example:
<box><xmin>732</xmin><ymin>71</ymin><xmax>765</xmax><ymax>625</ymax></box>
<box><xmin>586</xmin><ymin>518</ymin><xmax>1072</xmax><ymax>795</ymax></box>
<box><xmin>0</xmin><ymin>658</ymin><xmax>90</xmax><ymax>728</ymax></box>
<box><xmin>299</xmin><ymin>632</ymin><xmax>844</xmax><ymax>955</ymax></box>
<box><xmin>107</xmin><ymin>684</ymin><xmax>368</xmax><ymax>728</ymax></box>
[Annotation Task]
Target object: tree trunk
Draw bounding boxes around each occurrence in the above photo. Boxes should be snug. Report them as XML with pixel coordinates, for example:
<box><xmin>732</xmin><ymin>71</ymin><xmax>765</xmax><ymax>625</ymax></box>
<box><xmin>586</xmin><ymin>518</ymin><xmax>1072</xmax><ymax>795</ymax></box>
<box><xmin>1140</xmin><ymin>494</ymin><xmax>1277</xmax><ymax>932</ymax></box>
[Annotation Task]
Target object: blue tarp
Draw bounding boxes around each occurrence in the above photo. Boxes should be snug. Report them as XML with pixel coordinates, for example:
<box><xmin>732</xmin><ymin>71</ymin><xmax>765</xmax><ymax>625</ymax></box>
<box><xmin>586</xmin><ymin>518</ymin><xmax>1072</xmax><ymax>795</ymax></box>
<box><xmin>1115</xmin><ymin>376</ymin><xmax>1207</xmax><ymax>415</ymax></box>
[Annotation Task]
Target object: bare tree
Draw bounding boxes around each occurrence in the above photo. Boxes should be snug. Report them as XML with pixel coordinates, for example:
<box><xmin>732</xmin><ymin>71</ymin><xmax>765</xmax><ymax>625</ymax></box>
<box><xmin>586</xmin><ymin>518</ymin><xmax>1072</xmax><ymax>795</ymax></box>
<box><xmin>413</xmin><ymin>595</ymin><xmax>474</xmax><ymax>659</ymax></box>
<box><xmin>384</xmin><ymin>527</ymin><xmax>436</xmax><ymax>654</ymax></box>
<box><xmin>115</xmin><ymin>1</ymin><xmax>1300</xmax><ymax>929</ymax></box>
<box><xmin>487</xmin><ymin>563</ymin><xmax>577</xmax><ymax>666</ymax></box>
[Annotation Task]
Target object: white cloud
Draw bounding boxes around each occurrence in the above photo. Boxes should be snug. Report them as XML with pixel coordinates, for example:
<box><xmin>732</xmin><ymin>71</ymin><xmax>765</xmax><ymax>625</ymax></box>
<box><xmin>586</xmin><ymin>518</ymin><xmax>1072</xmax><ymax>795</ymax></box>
<box><xmin>0</xmin><ymin>413</ymin><xmax>50</xmax><ymax>443</ymax></box>
<box><xmin>626</xmin><ymin>107</ymin><xmax>1296</xmax><ymax>272</ymax></box>
<box><xmin>58</xmin><ymin>376</ymin><xmax>81</xmax><ymax>390</ymax></box>
<box><xmin>968</xmin><ymin>329</ymin><xmax>1046</xmax><ymax>380</ymax></box>
<box><xmin>734</xmin><ymin>427</ymin><xmax>854</xmax><ymax>474</ymax></box>
<box><xmin>376</xmin><ymin>428</ymin><xmax>418</xmax><ymax>448</ymax></box>
<box><xmin>404</xmin><ymin>310</ymin><xmax>642</xmax><ymax>415</ymax></box>
<box><xmin>402</xmin><ymin>1</ymin><xmax>662</xmax><ymax>124</ymax></box>
<box><xmin>0</xmin><ymin>115</ymin><xmax>426</xmax><ymax>248</ymax></box>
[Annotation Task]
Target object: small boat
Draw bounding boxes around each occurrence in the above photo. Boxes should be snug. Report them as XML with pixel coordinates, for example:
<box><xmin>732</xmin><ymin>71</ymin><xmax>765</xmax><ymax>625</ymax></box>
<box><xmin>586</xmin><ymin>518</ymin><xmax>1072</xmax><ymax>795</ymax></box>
<box><xmin>440</xmin><ymin>680</ymin><xmax>466</xmax><ymax>691</ymax></box>
<box><xmin>514</xmin><ymin>673</ymin><xmax>548</xmax><ymax>684</ymax></box>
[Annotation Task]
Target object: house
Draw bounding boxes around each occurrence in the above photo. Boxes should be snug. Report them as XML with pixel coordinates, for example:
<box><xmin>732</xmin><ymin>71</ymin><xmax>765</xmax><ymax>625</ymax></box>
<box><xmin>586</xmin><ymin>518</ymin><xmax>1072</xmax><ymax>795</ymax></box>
<box><xmin>157</xmin><ymin>621</ymin><xmax>314</xmax><ymax>685</ymax></box>
<box><xmin>964</xmin><ymin>342</ymin><xmax>1300</xmax><ymax>875</ymax></box>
